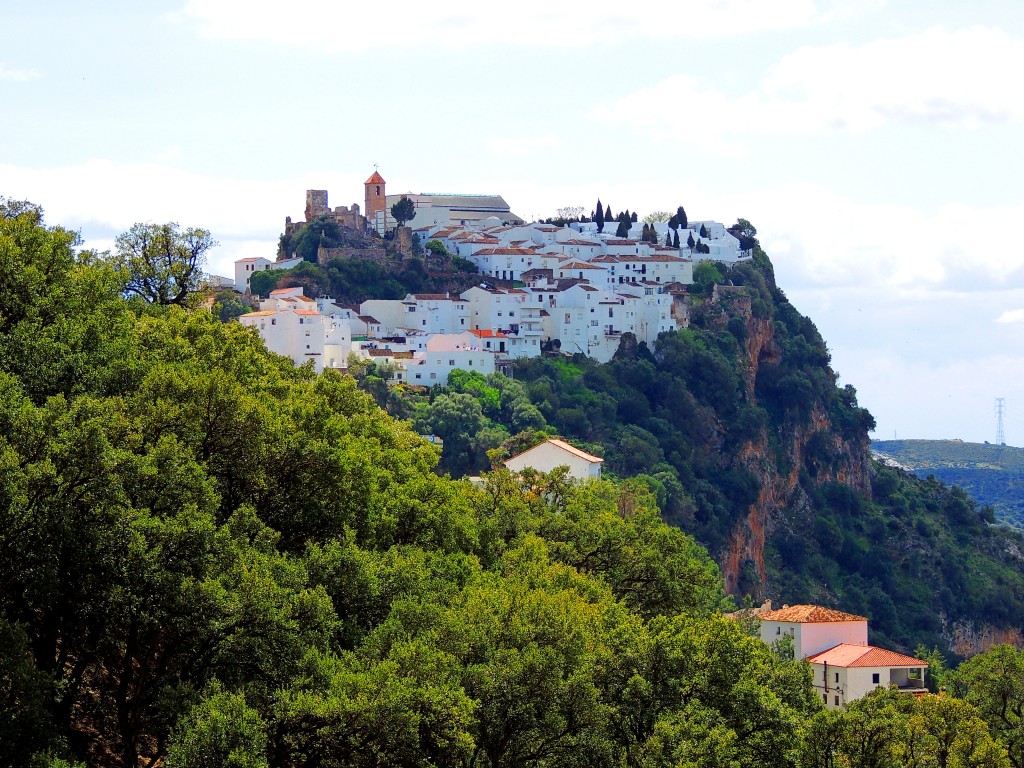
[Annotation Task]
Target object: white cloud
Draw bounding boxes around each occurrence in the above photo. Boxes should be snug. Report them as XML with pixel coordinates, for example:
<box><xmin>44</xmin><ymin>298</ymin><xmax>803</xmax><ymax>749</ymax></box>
<box><xmin>997</xmin><ymin>309</ymin><xmax>1024</xmax><ymax>324</ymax></box>
<box><xmin>599</xmin><ymin>26</ymin><xmax>1024</xmax><ymax>152</ymax></box>
<box><xmin>0</xmin><ymin>63</ymin><xmax>41</xmax><ymax>82</ymax></box>
<box><xmin>174</xmin><ymin>0</ymin><xmax>818</xmax><ymax>50</ymax></box>
<box><xmin>485</xmin><ymin>134</ymin><xmax>559</xmax><ymax>156</ymax></box>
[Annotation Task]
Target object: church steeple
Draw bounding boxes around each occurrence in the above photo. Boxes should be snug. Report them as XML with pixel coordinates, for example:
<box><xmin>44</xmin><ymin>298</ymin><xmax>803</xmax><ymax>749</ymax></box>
<box><xmin>364</xmin><ymin>169</ymin><xmax>386</xmax><ymax>224</ymax></box>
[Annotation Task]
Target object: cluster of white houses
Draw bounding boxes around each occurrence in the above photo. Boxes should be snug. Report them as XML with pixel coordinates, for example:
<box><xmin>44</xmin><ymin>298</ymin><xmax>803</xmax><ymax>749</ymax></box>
<box><xmin>235</xmin><ymin>216</ymin><xmax>751</xmax><ymax>379</ymax></box>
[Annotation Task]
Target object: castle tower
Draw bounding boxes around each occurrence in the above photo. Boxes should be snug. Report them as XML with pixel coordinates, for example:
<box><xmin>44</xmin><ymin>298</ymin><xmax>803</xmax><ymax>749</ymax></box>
<box><xmin>364</xmin><ymin>170</ymin><xmax>386</xmax><ymax>225</ymax></box>
<box><xmin>305</xmin><ymin>190</ymin><xmax>329</xmax><ymax>222</ymax></box>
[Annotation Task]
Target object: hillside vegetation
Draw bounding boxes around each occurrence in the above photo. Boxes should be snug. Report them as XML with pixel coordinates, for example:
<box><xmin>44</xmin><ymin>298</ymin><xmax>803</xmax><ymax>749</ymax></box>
<box><xmin>873</xmin><ymin>440</ymin><xmax>1024</xmax><ymax>528</ymax></box>
<box><xmin>364</xmin><ymin>252</ymin><xmax>1024</xmax><ymax>659</ymax></box>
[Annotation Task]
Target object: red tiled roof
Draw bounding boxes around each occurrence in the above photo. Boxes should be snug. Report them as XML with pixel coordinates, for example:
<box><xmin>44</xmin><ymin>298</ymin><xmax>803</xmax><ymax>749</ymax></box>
<box><xmin>365</xmin><ymin>170</ymin><xmax>385</xmax><ymax>184</ymax></box>
<box><xmin>605</xmin><ymin>239</ymin><xmax>636</xmax><ymax>245</ymax></box>
<box><xmin>412</xmin><ymin>293</ymin><xmax>450</xmax><ymax>300</ymax></box>
<box><xmin>559</xmin><ymin>261</ymin><xmax>604</xmax><ymax>270</ymax></box>
<box><xmin>806</xmin><ymin>644</ymin><xmax>928</xmax><ymax>669</ymax></box>
<box><xmin>469</xmin><ymin>329</ymin><xmax>507</xmax><ymax>338</ymax></box>
<box><xmin>294</xmin><ymin>310</ymin><xmax>320</xmax><ymax>316</ymax></box>
<box><xmin>760</xmin><ymin>605</ymin><xmax>868</xmax><ymax>623</ymax></box>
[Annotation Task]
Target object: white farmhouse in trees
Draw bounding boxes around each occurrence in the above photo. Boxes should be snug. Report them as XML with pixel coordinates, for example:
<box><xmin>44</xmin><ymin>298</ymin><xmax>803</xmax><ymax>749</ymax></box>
<box><xmin>504</xmin><ymin>439</ymin><xmax>603</xmax><ymax>481</ymax></box>
<box><xmin>758</xmin><ymin>604</ymin><xmax>927</xmax><ymax>709</ymax></box>
<box><xmin>806</xmin><ymin>644</ymin><xmax>928</xmax><ymax>709</ymax></box>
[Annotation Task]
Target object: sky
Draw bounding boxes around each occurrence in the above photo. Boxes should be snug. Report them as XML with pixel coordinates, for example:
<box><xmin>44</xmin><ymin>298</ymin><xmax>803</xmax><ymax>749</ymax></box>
<box><xmin>2</xmin><ymin>0</ymin><xmax>1023</xmax><ymax>445</ymax></box>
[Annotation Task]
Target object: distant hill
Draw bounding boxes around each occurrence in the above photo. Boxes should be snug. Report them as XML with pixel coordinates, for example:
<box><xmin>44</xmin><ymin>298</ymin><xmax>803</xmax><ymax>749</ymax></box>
<box><xmin>872</xmin><ymin>439</ymin><xmax>1024</xmax><ymax>527</ymax></box>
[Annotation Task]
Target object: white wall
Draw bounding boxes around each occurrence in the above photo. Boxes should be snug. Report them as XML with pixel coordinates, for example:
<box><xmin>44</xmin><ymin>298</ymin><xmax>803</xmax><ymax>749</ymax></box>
<box><xmin>504</xmin><ymin>442</ymin><xmax>601</xmax><ymax>481</ymax></box>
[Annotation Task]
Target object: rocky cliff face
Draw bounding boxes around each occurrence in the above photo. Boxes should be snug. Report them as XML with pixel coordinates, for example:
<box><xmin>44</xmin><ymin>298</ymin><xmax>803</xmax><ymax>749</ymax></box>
<box><xmin>696</xmin><ymin>281</ymin><xmax>873</xmax><ymax>596</ymax></box>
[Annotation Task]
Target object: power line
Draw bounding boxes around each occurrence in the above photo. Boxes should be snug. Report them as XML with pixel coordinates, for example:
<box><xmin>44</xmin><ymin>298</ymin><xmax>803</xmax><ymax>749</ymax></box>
<box><xmin>995</xmin><ymin>398</ymin><xmax>1006</xmax><ymax>446</ymax></box>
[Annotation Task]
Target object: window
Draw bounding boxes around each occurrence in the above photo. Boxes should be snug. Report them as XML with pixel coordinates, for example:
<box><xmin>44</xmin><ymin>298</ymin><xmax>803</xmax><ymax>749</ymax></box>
<box><xmin>430</xmin><ymin>372</ymin><xmax>436</xmax><ymax>379</ymax></box>
<box><xmin>415</xmin><ymin>374</ymin><xmax>421</xmax><ymax>380</ymax></box>
<box><xmin>449</xmin><ymin>359</ymin><xmax>455</xmax><ymax>366</ymax></box>
<box><xmin>422</xmin><ymin>319</ymin><xmax>427</xmax><ymax>326</ymax></box>
<box><xmin>775</xmin><ymin>627</ymin><xmax>781</xmax><ymax>635</ymax></box>
<box><xmin>299</xmin><ymin>318</ymin><xmax>304</xmax><ymax>325</ymax></box>
<box><xmin>271</xmin><ymin>319</ymin><xmax>276</xmax><ymax>325</ymax></box>
<box><xmin>835</xmin><ymin>673</ymin><xmax>839</xmax><ymax>683</ymax></box>
<box><xmin>822</xmin><ymin>694</ymin><xmax>827</xmax><ymax>704</ymax></box>
<box><xmin>375</xmin><ymin>185</ymin><xmax>380</xmax><ymax>194</ymax></box>
<box><xmin>834</xmin><ymin>696</ymin><xmax>839</xmax><ymax>706</ymax></box>
<box><xmin>872</xmin><ymin>673</ymin><xmax>880</xmax><ymax>684</ymax></box>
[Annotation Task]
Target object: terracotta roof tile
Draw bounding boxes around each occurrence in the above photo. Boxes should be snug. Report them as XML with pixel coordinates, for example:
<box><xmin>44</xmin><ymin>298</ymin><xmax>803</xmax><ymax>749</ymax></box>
<box><xmin>760</xmin><ymin>605</ymin><xmax>868</xmax><ymax>623</ymax></box>
<box><xmin>806</xmin><ymin>644</ymin><xmax>928</xmax><ymax>668</ymax></box>
<box><xmin>365</xmin><ymin>170</ymin><xmax>386</xmax><ymax>184</ymax></box>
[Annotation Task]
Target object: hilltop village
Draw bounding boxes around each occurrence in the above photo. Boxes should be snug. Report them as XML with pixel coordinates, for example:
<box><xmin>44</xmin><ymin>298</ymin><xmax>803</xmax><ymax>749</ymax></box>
<box><xmin>228</xmin><ymin>171</ymin><xmax>753</xmax><ymax>381</ymax></box>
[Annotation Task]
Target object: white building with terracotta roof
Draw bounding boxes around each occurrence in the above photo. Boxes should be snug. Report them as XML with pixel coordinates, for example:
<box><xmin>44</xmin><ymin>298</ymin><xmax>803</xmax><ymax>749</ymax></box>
<box><xmin>806</xmin><ymin>644</ymin><xmax>928</xmax><ymax>709</ymax></box>
<box><xmin>504</xmin><ymin>438</ymin><xmax>603</xmax><ymax>481</ymax></box>
<box><xmin>758</xmin><ymin>604</ymin><xmax>927</xmax><ymax>709</ymax></box>
<box><xmin>239</xmin><ymin>288</ymin><xmax>351</xmax><ymax>373</ymax></box>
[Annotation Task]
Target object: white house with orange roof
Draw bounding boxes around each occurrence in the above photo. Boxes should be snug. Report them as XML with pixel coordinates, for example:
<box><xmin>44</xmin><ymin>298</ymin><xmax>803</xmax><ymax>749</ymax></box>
<box><xmin>238</xmin><ymin>286</ymin><xmax>352</xmax><ymax>373</ymax></box>
<box><xmin>758</xmin><ymin>604</ymin><xmax>927</xmax><ymax>709</ymax></box>
<box><xmin>807</xmin><ymin>644</ymin><xmax>927</xmax><ymax>709</ymax></box>
<box><xmin>504</xmin><ymin>438</ymin><xmax>603</xmax><ymax>481</ymax></box>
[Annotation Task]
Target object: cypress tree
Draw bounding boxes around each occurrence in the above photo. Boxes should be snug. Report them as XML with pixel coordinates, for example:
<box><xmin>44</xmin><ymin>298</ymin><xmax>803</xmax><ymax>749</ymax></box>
<box><xmin>630</xmin><ymin>211</ymin><xmax>638</xmax><ymax>223</ymax></box>
<box><xmin>595</xmin><ymin>198</ymin><xmax>605</xmax><ymax>233</ymax></box>
<box><xmin>673</xmin><ymin>231</ymin><xmax>680</xmax><ymax>248</ymax></box>
<box><xmin>616</xmin><ymin>218</ymin><xmax>629</xmax><ymax>238</ymax></box>
<box><xmin>677</xmin><ymin>206</ymin><xmax>688</xmax><ymax>229</ymax></box>
<box><xmin>687</xmin><ymin>231</ymin><xmax>695</xmax><ymax>248</ymax></box>
<box><xmin>700</xmin><ymin>223</ymin><xmax>708</xmax><ymax>238</ymax></box>
<box><xmin>605</xmin><ymin>203</ymin><xmax>613</xmax><ymax>221</ymax></box>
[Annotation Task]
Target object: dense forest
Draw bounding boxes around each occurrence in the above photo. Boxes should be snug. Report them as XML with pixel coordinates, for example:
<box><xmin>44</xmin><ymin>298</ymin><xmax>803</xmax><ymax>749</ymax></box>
<box><xmin>4</xmin><ymin>200</ymin><xmax>1024</xmax><ymax>767</ymax></box>
<box><xmin>873</xmin><ymin>439</ymin><xmax>1024</xmax><ymax>528</ymax></box>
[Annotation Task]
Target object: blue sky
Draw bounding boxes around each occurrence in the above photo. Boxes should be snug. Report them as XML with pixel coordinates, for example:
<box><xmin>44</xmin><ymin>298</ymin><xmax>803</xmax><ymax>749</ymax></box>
<box><xmin>3</xmin><ymin>0</ymin><xmax>1023</xmax><ymax>444</ymax></box>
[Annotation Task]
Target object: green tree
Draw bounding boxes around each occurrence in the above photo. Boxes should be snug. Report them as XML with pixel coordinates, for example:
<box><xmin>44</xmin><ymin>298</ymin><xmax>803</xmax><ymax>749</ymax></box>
<box><xmin>676</xmin><ymin>206</ymin><xmax>688</xmax><ymax>228</ymax></box>
<box><xmin>391</xmin><ymin>196</ymin><xmax>416</xmax><ymax>229</ymax></box>
<box><xmin>111</xmin><ymin>221</ymin><xmax>217</xmax><ymax>305</ymax></box>
<box><xmin>212</xmin><ymin>290</ymin><xmax>252</xmax><ymax>321</ymax></box>
<box><xmin>954</xmin><ymin>645</ymin><xmax>1024</xmax><ymax>767</ymax></box>
<box><xmin>644</xmin><ymin>211</ymin><xmax>670</xmax><ymax>224</ymax></box>
<box><xmin>596</xmin><ymin>198</ymin><xmax>605</xmax><ymax>233</ymax></box>
<box><xmin>166</xmin><ymin>689</ymin><xmax>269</xmax><ymax>768</ymax></box>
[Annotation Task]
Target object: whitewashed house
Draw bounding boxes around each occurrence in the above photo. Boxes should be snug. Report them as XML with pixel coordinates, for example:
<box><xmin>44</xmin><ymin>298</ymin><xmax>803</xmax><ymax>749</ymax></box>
<box><xmin>504</xmin><ymin>438</ymin><xmax>603</xmax><ymax>481</ymax></box>
<box><xmin>758</xmin><ymin>604</ymin><xmax>927</xmax><ymax>709</ymax></box>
